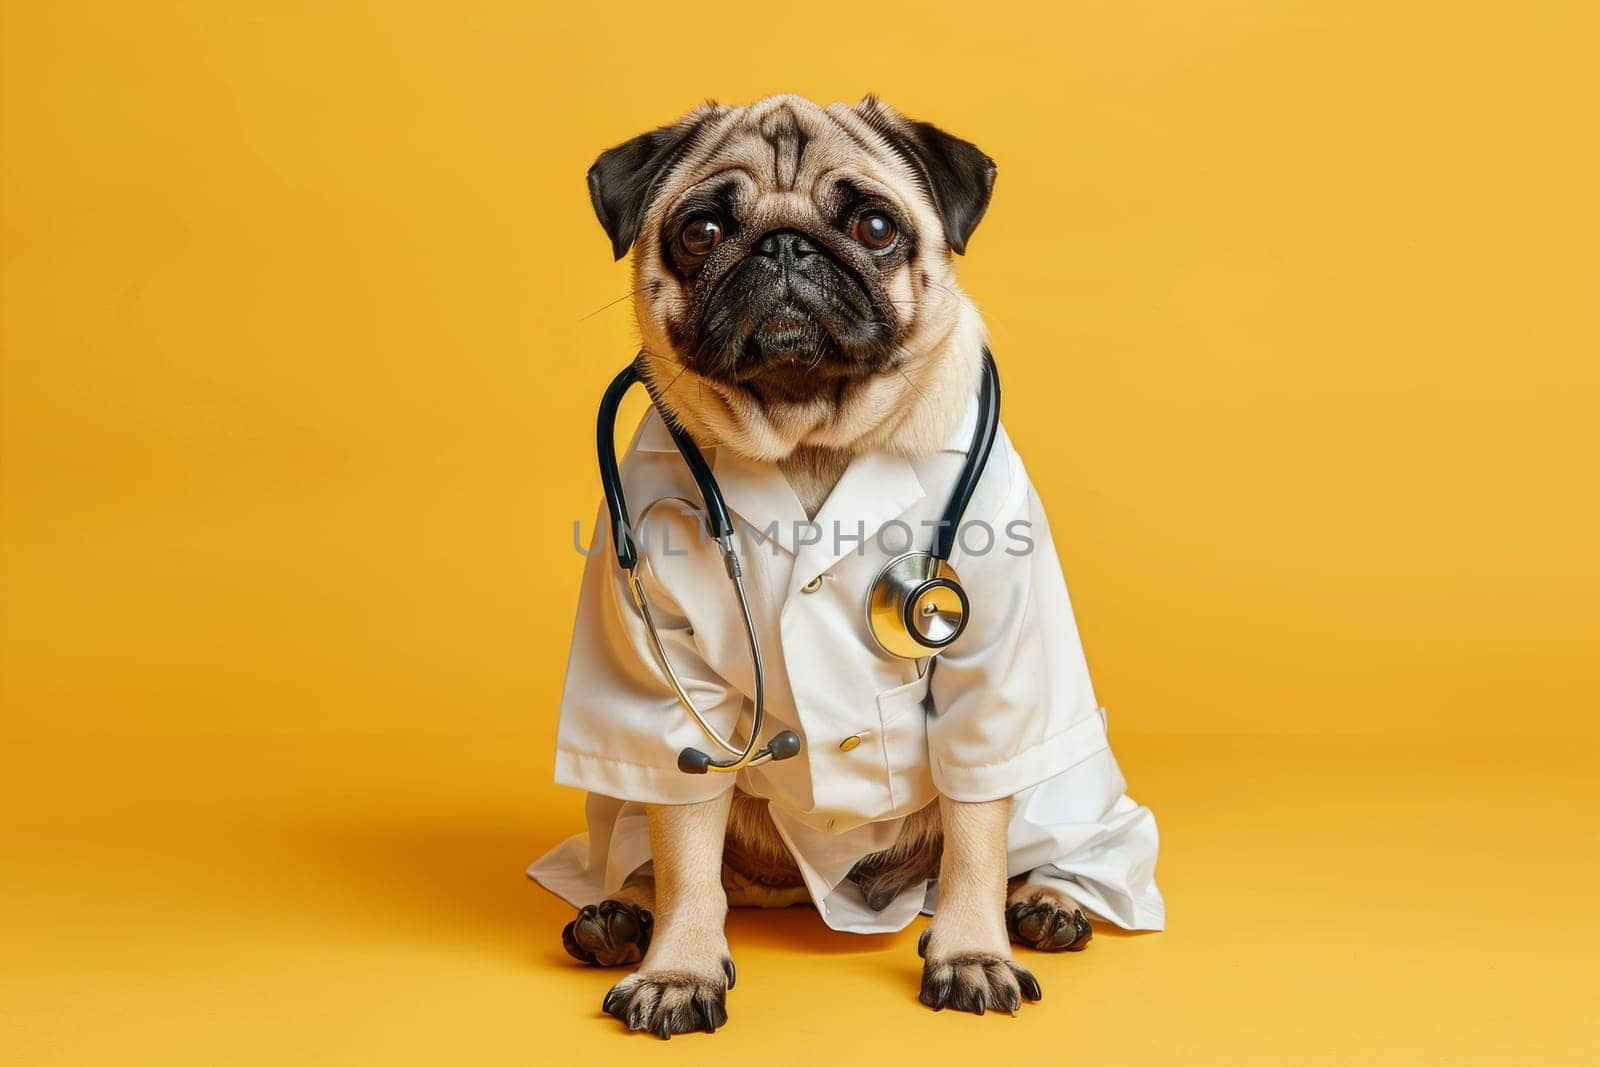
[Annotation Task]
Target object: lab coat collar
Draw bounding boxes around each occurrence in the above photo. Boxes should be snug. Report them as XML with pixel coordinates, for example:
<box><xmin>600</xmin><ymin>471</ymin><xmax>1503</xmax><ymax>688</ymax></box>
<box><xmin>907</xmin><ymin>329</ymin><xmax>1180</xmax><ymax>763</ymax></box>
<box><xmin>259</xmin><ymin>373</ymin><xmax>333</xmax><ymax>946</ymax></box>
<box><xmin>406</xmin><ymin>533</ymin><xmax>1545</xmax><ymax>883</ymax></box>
<box><xmin>699</xmin><ymin>445</ymin><xmax>926</xmax><ymax>585</ymax></box>
<box><xmin>709</xmin><ymin>447</ymin><xmax>811</xmax><ymax>556</ymax></box>
<box><xmin>632</xmin><ymin>397</ymin><xmax>979</xmax><ymax>457</ymax></box>
<box><xmin>634</xmin><ymin>412</ymin><xmax>812</xmax><ymax>555</ymax></box>
<box><xmin>792</xmin><ymin>452</ymin><xmax>923</xmax><ymax>587</ymax></box>
<box><xmin>632</xmin><ymin>395</ymin><xmax>978</xmax><ymax>578</ymax></box>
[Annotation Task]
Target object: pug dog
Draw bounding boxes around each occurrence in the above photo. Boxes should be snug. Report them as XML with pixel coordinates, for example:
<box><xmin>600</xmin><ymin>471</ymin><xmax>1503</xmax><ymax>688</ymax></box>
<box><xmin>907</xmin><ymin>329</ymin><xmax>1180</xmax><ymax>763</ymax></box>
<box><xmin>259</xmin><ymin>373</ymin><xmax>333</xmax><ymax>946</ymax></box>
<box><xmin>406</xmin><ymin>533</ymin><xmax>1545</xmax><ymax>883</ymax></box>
<box><xmin>535</xmin><ymin>94</ymin><xmax>1163</xmax><ymax>1037</ymax></box>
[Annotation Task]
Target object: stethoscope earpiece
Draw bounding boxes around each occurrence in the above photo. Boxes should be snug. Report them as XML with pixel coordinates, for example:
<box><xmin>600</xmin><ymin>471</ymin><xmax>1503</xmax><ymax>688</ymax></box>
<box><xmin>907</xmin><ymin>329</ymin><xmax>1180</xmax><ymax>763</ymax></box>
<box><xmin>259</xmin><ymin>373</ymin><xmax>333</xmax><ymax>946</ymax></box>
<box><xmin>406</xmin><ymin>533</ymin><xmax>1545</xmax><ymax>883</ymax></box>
<box><xmin>678</xmin><ymin>729</ymin><xmax>801</xmax><ymax>775</ymax></box>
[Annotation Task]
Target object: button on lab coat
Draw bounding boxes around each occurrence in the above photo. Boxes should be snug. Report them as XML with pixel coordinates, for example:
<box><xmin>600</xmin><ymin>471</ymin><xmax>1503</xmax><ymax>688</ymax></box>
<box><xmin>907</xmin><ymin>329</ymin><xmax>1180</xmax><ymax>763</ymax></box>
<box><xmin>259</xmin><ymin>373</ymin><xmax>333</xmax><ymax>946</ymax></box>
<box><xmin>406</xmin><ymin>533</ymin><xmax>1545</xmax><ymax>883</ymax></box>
<box><xmin>528</xmin><ymin>400</ymin><xmax>1164</xmax><ymax>934</ymax></box>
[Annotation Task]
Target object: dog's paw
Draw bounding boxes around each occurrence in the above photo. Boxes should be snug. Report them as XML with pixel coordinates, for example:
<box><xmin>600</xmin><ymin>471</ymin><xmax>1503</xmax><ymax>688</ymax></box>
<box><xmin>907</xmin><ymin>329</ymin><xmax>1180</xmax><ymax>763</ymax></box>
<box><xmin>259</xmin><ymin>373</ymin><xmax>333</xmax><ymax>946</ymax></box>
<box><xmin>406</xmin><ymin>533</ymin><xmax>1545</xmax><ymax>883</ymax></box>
<box><xmin>562</xmin><ymin>900</ymin><xmax>653</xmax><ymax>967</ymax></box>
<box><xmin>601</xmin><ymin>961</ymin><xmax>735</xmax><ymax>1038</ymax></box>
<box><xmin>1006</xmin><ymin>894</ymin><xmax>1093</xmax><ymax>952</ymax></box>
<box><xmin>917</xmin><ymin>945</ymin><xmax>1041</xmax><ymax>1015</ymax></box>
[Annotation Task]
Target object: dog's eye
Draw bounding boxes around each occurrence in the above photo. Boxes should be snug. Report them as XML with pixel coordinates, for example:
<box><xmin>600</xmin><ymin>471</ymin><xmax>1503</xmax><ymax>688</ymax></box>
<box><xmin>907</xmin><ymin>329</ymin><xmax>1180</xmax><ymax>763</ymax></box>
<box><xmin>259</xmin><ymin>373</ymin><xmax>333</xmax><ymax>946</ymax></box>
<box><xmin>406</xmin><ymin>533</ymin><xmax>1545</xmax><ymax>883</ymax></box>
<box><xmin>680</xmin><ymin>216</ymin><xmax>723</xmax><ymax>257</ymax></box>
<box><xmin>851</xmin><ymin>212</ymin><xmax>897</xmax><ymax>251</ymax></box>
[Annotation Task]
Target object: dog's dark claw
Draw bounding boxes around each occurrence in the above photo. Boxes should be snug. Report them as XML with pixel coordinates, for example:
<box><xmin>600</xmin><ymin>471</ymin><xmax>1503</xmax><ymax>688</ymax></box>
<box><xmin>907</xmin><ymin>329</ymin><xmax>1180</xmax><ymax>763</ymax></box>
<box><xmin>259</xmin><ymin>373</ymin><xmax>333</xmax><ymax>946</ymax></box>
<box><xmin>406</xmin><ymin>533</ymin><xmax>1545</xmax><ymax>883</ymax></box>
<box><xmin>562</xmin><ymin>899</ymin><xmax>654</xmax><ymax>967</ymax></box>
<box><xmin>1007</xmin><ymin>898</ymin><xmax>1093</xmax><ymax>952</ymax></box>
<box><xmin>697</xmin><ymin>989</ymin><xmax>728</xmax><ymax>1032</ymax></box>
<box><xmin>919</xmin><ymin>965</ymin><xmax>952</xmax><ymax>1011</ymax></box>
<box><xmin>917</xmin><ymin>928</ymin><xmax>931</xmax><ymax>958</ymax></box>
<box><xmin>1013</xmin><ymin>962</ymin><xmax>1043</xmax><ymax>1002</ymax></box>
<box><xmin>1069</xmin><ymin>909</ymin><xmax>1092</xmax><ymax>949</ymax></box>
<box><xmin>722</xmin><ymin>957</ymin><xmax>736</xmax><ymax>989</ymax></box>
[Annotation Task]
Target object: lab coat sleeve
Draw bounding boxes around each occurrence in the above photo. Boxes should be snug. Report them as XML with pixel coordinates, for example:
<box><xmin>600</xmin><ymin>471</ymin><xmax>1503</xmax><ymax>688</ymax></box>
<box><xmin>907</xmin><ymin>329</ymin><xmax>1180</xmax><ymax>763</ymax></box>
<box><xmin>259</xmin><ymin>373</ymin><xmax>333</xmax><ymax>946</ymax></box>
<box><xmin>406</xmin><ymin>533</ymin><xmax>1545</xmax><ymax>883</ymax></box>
<box><xmin>552</xmin><ymin>499</ymin><xmax>745</xmax><ymax>806</ymax></box>
<box><xmin>926</xmin><ymin>445</ymin><xmax>1110</xmax><ymax>802</ymax></box>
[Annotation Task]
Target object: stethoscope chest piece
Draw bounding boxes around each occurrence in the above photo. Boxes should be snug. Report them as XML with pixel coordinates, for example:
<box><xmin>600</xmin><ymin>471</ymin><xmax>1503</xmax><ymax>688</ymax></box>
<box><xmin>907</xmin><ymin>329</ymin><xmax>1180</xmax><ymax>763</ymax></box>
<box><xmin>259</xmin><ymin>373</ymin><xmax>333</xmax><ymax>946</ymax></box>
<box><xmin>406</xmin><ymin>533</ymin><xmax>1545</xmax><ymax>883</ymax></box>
<box><xmin>866</xmin><ymin>552</ymin><xmax>970</xmax><ymax>660</ymax></box>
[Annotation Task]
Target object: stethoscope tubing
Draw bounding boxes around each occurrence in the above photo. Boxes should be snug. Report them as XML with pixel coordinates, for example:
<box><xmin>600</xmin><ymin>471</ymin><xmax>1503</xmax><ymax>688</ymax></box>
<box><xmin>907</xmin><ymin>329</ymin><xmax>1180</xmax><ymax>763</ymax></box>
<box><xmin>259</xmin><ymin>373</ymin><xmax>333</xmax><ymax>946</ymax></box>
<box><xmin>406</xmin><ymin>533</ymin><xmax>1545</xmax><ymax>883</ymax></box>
<box><xmin>595</xmin><ymin>350</ymin><xmax>999</xmax><ymax>775</ymax></box>
<box><xmin>628</xmin><ymin>542</ymin><xmax>769</xmax><ymax>769</ymax></box>
<box><xmin>598</xmin><ymin>361</ymin><xmax>776</xmax><ymax>773</ymax></box>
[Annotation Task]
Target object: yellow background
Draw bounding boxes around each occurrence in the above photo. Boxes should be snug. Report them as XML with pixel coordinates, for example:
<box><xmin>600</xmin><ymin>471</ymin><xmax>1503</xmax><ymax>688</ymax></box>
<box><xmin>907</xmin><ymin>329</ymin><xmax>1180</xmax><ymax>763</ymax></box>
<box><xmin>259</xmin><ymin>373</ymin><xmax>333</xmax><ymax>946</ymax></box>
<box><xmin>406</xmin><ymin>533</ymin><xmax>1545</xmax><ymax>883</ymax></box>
<box><xmin>3</xmin><ymin>2</ymin><xmax>1596</xmax><ymax>1064</ymax></box>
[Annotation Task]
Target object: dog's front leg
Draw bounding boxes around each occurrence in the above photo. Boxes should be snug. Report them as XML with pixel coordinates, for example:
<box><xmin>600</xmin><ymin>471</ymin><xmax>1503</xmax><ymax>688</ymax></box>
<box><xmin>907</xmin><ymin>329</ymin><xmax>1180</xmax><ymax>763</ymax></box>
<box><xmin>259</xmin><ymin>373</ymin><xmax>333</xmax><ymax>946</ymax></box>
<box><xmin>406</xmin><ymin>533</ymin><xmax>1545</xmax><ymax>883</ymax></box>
<box><xmin>918</xmin><ymin>795</ymin><xmax>1042</xmax><ymax>1014</ymax></box>
<box><xmin>601</xmin><ymin>790</ymin><xmax>735</xmax><ymax>1037</ymax></box>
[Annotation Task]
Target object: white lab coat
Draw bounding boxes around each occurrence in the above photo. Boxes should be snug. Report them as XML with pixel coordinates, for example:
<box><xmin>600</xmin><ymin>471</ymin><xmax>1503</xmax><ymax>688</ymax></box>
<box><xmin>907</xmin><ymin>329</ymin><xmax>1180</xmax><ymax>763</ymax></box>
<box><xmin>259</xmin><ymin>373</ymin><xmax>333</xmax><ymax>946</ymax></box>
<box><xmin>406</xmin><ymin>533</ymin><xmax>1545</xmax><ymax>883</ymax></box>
<box><xmin>528</xmin><ymin>399</ymin><xmax>1164</xmax><ymax>934</ymax></box>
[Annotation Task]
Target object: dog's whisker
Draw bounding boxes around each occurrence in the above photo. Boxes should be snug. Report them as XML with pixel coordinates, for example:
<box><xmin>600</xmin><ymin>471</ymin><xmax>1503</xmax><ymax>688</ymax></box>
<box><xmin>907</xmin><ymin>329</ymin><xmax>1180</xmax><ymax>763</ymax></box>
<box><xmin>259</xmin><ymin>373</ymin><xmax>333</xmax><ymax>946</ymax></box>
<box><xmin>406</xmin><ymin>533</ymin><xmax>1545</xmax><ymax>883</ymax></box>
<box><xmin>657</xmin><ymin>363</ymin><xmax>691</xmax><ymax>400</ymax></box>
<box><xmin>893</xmin><ymin>362</ymin><xmax>933</xmax><ymax>410</ymax></box>
<box><xmin>578</xmin><ymin>288</ymin><xmax>644</xmax><ymax>322</ymax></box>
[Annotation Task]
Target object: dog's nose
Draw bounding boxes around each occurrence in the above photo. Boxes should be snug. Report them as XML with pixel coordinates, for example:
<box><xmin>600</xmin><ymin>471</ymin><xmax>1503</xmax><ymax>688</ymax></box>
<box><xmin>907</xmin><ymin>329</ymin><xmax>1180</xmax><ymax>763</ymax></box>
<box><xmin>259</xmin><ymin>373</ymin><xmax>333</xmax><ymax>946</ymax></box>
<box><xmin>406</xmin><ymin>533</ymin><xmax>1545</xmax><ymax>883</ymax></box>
<box><xmin>753</xmin><ymin>229</ymin><xmax>819</xmax><ymax>265</ymax></box>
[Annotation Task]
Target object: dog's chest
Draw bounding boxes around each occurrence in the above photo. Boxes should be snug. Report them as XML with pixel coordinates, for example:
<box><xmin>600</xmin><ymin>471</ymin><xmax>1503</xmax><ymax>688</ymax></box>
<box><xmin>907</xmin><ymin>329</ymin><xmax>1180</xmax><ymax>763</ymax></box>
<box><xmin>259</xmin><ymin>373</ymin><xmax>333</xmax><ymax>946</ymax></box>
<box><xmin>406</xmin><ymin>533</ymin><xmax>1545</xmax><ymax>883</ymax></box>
<box><xmin>778</xmin><ymin>446</ymin><xmax>851</xmax><ymax>518</ymax></box>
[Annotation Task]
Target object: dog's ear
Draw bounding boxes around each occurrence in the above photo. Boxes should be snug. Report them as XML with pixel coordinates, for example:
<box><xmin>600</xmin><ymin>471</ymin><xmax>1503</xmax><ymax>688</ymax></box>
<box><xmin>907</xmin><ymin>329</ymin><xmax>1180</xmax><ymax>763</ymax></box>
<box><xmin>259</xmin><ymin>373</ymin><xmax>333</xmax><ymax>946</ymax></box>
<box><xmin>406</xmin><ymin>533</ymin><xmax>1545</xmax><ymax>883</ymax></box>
<box><xmin>853</xmin><ymin>96</ymin><xmax>996</xmax><ymax>255</ymax></box>
<box><xmin>587</xmin><ymin>106</ymin><xmax>723</xmax><ymax>261</ymax></box>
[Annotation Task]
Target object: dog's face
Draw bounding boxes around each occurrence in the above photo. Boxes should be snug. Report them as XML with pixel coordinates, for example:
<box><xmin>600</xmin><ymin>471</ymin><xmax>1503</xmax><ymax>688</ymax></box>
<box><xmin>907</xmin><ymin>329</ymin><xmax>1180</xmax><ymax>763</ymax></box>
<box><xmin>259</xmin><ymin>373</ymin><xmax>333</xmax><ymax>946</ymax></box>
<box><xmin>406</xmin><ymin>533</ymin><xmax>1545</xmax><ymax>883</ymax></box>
<box><xmin>587</xmin><ymin>95</ymin><xmax>995</xmax><ymax>460</ymax></box>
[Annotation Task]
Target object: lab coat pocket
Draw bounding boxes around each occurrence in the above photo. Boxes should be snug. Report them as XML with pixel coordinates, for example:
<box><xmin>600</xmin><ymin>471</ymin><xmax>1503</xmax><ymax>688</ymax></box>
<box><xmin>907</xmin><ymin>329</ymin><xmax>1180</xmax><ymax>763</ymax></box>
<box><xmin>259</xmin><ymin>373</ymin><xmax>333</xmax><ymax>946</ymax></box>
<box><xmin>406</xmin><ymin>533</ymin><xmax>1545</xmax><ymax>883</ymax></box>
<box><xmin>876</xmin><ymin>677</ymin><xmax>935</xmax><ymax>815</ymax></box>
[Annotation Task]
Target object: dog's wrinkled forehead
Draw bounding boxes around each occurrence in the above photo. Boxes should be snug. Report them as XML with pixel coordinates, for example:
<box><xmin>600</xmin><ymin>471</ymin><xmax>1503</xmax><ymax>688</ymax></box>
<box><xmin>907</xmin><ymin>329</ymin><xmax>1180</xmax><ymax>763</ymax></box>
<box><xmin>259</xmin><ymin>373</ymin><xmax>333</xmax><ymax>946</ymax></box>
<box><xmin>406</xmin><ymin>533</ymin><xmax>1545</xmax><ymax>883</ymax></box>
<box><xmin>586</xmin><ymin>94</ymin><xmax>996</xmax><ymax>263</ymax></box>
<box><xmin>650</xmin><ymin>98</ymin><xmax>927</xmax><ymax>231</ymax></box>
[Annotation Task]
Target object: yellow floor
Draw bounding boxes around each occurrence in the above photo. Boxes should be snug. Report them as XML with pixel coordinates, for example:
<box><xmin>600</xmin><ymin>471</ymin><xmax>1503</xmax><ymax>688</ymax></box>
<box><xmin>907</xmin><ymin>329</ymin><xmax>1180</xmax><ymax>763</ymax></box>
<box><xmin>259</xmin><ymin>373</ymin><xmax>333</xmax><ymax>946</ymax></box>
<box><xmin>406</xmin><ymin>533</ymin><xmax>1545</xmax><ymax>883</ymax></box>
<box><xmin>3</xmin><ymin>732</ymin><xmax>1595</xmax><ymax>1065</ymax></box>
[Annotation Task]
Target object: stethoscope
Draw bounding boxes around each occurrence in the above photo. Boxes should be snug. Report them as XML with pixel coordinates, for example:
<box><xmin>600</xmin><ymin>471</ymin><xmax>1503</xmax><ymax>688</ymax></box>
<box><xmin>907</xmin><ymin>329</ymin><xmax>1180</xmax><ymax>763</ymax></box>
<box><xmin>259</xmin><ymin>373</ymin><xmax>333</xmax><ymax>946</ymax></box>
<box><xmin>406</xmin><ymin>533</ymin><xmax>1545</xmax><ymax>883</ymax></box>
<box><xmin>596</xmin><ymin>349</ymin><xmax>1000</xmax><ymax>776</ymax></box>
